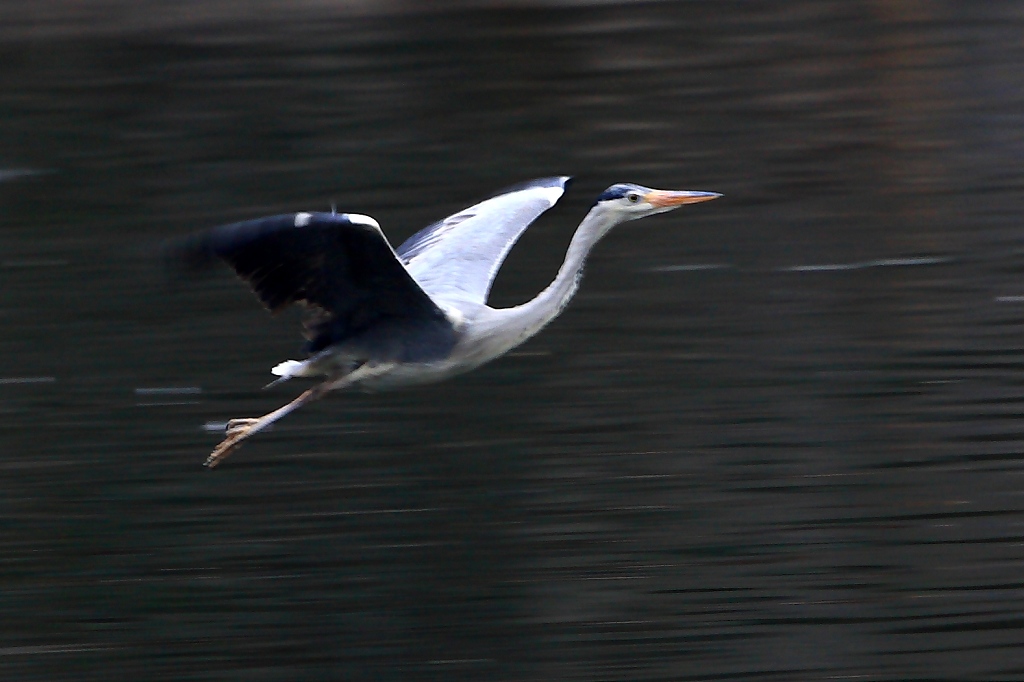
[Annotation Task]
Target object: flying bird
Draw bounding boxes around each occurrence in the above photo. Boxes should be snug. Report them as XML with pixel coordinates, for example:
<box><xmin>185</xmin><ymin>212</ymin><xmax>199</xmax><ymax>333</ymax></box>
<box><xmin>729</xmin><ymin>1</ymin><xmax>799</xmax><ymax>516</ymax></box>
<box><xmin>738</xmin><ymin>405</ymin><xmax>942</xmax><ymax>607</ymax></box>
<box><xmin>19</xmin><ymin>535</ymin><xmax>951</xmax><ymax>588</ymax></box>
<box><xmin>177</xmin><ymin>177</ymin><xmax>720</xmax><ymax>467</ymax></box>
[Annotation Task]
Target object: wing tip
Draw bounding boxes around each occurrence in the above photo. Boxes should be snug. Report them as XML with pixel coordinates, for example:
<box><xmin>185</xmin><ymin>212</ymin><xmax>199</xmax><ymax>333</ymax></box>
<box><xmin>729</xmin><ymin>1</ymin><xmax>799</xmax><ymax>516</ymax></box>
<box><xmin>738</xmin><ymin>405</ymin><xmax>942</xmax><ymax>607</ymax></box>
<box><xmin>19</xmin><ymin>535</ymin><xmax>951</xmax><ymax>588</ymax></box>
<box><xmin>163</xmin><ymin>231</ymin><xmax>220</xmax><ymax>274</ymax></box>
<box><xmin>486</xmin><ymin>175</ymin><xmax>570</xmax><ymax>198</ymax></box>
<box><xmin>534</xmin><ymin>175</ymin><xmax>573</xmax><ymax>189</ymax></box>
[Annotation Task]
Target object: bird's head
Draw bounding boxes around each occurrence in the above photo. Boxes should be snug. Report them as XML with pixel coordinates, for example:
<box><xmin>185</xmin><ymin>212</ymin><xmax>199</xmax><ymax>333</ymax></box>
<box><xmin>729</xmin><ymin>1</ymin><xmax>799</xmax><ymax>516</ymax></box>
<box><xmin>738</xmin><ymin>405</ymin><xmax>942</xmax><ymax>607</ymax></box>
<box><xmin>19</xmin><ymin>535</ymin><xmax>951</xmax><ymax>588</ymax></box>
<box><xmin>592</xmin><ymin>183</ymin><xmax>721</xmax><ymax>222</ymax></box>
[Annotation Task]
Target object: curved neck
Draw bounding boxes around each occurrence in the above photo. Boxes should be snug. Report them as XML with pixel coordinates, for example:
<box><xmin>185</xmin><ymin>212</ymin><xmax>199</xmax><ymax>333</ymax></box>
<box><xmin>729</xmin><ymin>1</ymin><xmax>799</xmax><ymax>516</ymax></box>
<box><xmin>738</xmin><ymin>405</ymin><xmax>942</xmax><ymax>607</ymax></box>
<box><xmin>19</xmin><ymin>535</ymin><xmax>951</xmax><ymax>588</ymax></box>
<box><xmin>497</xmin><ymin>206</ymin><xmax>618</xmax><ymax>344</ymax></box>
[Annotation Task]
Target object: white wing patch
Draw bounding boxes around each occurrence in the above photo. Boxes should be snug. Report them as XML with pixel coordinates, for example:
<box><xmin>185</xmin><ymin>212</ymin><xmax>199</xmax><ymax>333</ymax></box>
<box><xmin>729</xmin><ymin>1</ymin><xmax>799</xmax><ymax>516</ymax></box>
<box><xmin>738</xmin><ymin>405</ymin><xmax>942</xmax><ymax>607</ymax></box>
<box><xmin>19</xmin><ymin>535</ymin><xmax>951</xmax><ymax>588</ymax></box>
<box><xmin>344</xmin><ymin>213</ymin><xmax>381</xmax><ymax>230</ymax></box>
<box><xmin>399</xmin><ymin>176</ymin><xmax>571</xmax><ymax>307</ymax></box>
<box><xmin>532</xmin><ymin>184</ymin><xmax>566</xmax><ymax>208</ymax></box>
<box><xmin>404</xmin><ymin>209</ymin><xmax>479</xmax><ymax>256</ymax></box>
<box><xmin>441</xmin><ymin>304</ymin><xmax>466</xmax><ymax>330</ymax></box>
<box><xmin>296</xmin><ymin>212</ymin><xmax>378</xmax><ymax>230</ymax></box>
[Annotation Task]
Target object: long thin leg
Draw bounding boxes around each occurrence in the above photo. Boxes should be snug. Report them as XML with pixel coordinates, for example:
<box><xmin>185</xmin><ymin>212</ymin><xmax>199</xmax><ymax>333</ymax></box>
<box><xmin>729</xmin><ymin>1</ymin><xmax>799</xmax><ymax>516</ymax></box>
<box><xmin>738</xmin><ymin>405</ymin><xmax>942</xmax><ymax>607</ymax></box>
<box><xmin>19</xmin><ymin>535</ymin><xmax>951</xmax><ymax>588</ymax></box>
<box><xmin>204</xmin><ymin>383</ymin><xmax>331</xmax><ymax>468</ymax></box>
<box><xmin>204</xmin><ymin>362</ymin><xmax>395</xmax><ymax>469</ymax></box>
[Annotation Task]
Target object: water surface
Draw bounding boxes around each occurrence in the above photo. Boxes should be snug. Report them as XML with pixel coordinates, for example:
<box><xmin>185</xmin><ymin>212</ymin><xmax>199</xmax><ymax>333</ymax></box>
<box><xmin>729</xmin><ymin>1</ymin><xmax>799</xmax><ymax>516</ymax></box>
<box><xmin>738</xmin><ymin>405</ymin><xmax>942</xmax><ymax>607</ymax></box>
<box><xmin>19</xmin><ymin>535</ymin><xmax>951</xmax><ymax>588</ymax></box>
<box><xmin>2</xmin><ymin>2</ymin><xmax>1024</xmax><ymax>680</ymax></box>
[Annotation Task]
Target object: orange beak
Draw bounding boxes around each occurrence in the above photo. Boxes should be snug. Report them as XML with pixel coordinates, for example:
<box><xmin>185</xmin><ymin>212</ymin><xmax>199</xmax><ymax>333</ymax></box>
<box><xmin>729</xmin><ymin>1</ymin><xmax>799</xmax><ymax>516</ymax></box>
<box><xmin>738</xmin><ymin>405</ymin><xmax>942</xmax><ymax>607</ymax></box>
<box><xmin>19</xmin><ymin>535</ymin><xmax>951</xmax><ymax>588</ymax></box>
<box><xmin>644</xmin><ymin>190</ymin><xmax>722</xmax><ymax>208</ymax></box>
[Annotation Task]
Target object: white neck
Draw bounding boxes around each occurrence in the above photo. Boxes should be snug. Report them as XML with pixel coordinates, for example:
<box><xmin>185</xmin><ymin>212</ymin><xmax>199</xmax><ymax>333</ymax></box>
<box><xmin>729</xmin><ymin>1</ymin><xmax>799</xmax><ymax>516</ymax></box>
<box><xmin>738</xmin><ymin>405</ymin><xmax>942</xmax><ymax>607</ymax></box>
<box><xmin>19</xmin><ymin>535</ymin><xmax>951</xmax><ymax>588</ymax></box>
<box><xmin>490</xmin><ymin>205</ymin><xmax>620</xmax><ymax>350</ymax></box>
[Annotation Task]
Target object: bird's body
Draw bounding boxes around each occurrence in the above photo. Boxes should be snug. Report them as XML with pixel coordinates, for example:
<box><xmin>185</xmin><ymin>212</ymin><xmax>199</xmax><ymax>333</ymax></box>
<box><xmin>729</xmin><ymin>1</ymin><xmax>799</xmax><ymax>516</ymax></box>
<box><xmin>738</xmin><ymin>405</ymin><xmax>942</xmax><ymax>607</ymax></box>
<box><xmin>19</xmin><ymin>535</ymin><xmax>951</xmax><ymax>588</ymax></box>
<box><xmin>178</xmin><ymin>176</ymin><xmax>719</xmax><ymax>467</ymax></box>
<box><xmin>271</xmin><ymin>302</ymin><xmax>528</xmax><ymax>392</ymax></box>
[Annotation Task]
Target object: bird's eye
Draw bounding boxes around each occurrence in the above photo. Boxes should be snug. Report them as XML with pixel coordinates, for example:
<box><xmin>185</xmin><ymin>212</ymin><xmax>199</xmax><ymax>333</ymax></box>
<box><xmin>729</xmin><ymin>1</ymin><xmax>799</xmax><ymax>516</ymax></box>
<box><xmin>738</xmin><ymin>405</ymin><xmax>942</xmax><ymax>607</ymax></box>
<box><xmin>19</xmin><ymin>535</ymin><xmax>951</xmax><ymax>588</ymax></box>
<box><xmin>627</xmin><ymin>193</ymin><xmax>640</xmax><ymax>204</ymax></box>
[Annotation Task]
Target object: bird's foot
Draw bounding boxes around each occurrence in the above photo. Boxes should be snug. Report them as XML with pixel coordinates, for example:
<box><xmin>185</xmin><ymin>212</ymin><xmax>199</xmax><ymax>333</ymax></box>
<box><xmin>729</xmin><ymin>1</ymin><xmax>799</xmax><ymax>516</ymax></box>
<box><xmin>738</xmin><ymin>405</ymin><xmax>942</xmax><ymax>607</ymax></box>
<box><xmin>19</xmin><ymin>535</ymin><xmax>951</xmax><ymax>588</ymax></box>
<box><xmin>204</xmin><ymin>418</ymin><xmax>257</xmax><ymax>469</ymax></box>
<box><xmin>225</xmin><ymin>418</ymin><xmax>259</xmax><ymax>437</ymax></box>
<box><xmin>205</xmin><ymin>436</ymin><xmax>244</xmax><ymax>468</ymax></box>
<box><xmin>201</xmin><ymin>385</ymin><xmax>329</xmax><ymax>469</ymax></box>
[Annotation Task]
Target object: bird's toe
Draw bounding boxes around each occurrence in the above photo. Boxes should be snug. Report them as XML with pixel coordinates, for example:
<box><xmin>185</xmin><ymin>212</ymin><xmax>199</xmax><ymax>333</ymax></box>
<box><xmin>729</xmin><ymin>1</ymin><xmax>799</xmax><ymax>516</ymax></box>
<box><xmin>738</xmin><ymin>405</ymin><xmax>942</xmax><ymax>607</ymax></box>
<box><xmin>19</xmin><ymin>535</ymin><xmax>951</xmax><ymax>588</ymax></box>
<box><xmin>205</xmin><ymin>438</ymin><xmax>241</xmax><ymax>468</ymax></box>
<box><xmin>225</xmin><ymin>418</ymin><xmax>258</xmax><ymax>436</ymax></box>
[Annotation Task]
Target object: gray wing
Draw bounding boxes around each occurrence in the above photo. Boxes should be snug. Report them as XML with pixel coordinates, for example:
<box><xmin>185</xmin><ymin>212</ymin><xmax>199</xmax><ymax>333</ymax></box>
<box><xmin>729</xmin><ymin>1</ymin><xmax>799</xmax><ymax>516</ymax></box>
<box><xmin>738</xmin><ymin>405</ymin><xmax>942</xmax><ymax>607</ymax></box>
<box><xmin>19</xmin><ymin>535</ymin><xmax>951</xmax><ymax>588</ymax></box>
<box><xmin>396</xmin><ymin>176</ymin><xmax>571</xmax><ymax>307</ymax></box>
<box><xmin>173</xmin><ymin>211</ymin><xmax>457</xmax><ymax>363</ymax></box>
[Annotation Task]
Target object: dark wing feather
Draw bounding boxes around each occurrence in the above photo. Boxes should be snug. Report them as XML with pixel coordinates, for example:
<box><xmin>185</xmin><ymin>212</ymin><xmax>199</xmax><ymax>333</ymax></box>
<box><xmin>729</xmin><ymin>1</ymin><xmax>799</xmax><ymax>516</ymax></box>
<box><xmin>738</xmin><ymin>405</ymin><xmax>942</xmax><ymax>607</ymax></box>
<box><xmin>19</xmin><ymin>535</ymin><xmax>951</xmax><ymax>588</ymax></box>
<box><xmin>174</xmin><ymin>212</ymin><xmax>457</xmax><ymax>363</ymax></box>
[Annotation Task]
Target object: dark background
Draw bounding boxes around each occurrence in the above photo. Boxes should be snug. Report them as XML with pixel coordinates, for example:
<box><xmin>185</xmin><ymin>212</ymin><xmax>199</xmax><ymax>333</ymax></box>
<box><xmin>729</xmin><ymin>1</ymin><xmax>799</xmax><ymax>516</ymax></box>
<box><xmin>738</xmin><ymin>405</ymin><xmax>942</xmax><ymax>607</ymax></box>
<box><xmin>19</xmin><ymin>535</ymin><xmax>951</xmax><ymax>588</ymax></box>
<box><xmin>2</xmin><ymin>1</ymin><xmax>1024</xmax><ymax>679</ymax></box>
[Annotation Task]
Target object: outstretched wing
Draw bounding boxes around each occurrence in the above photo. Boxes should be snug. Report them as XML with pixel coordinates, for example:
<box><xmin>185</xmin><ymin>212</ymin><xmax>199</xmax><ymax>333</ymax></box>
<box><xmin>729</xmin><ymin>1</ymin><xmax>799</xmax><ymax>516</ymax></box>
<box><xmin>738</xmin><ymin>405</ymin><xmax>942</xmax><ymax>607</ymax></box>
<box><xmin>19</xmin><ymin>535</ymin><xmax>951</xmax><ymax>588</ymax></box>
<box><xmin>397</xmin><ymin>176</ymin><xmax>571</xmax><ymax>307</ymax></box>
<box><xmin>175</xmin><ymin>212</ymin><xmax>457</xmax><ymax>363</ymax></box>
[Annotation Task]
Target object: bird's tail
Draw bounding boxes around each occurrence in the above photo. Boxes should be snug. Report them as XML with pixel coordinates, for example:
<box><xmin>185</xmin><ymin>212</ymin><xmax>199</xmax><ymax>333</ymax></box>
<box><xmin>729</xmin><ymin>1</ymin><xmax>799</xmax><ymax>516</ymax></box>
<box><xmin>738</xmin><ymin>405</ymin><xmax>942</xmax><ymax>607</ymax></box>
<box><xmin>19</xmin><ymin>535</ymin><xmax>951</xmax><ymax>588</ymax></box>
<box><xmin>264</xmin><ymin>359</ymin><xmax>311</xmax><ymax>389</ymax></box>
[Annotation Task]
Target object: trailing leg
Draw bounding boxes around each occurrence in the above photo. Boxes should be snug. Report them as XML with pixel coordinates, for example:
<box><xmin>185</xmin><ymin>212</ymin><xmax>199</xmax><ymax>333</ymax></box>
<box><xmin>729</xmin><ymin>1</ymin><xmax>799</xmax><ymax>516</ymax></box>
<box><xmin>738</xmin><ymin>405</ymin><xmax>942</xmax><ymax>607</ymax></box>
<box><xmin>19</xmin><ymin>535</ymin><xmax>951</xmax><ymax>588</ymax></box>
<box><xmin>202</xmin><ymin>361</ymin><xmax>395</xmax><ymax>469</ymax></box>
<box><xmin>204</xmin><ymin>383</ymin><xmax>331</xmax><ymax>468</ymax></box>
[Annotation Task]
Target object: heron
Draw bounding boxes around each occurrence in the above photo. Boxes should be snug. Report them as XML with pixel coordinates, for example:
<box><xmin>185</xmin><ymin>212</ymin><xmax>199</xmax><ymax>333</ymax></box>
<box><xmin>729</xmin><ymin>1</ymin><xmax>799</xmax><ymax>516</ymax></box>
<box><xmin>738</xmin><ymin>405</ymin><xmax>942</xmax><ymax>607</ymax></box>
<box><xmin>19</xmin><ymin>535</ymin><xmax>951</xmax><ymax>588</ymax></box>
<box><xmin>177</xmin><ymin>177</ymin><xmax>720</xmax><ymax>467</ymax></box>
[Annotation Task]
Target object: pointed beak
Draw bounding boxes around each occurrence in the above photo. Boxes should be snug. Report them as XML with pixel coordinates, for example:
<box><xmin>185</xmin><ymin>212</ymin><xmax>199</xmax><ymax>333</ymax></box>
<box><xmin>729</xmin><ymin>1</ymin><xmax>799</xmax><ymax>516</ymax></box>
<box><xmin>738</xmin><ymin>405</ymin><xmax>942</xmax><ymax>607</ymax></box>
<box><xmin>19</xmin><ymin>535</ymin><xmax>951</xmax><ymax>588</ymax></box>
<box><xmin>644</xmin><ymin>190</ymin><xmax>722</xmax><ymax>208</ymax></box>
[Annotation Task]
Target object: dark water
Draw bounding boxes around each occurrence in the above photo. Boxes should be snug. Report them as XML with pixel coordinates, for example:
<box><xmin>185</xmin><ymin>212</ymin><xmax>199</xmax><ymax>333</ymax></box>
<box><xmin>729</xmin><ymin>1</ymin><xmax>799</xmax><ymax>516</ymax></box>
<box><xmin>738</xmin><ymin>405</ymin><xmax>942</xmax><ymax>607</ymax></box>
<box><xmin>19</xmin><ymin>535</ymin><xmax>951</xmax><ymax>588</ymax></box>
<box><xmin>3</xmin><ymin>1</ymin><xmax>1024</xmax><ymax>679</ymax></box>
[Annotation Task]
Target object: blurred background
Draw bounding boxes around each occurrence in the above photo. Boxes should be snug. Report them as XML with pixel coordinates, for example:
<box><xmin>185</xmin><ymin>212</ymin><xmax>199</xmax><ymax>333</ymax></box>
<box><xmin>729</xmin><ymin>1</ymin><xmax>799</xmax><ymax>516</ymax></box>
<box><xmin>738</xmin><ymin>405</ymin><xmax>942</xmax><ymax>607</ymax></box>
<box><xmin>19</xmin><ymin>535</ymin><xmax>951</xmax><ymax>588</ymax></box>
<box><xmin>2</xmin><ymin>1</ymin><xmax>1024</xmax><ymax>679</ymax></box>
